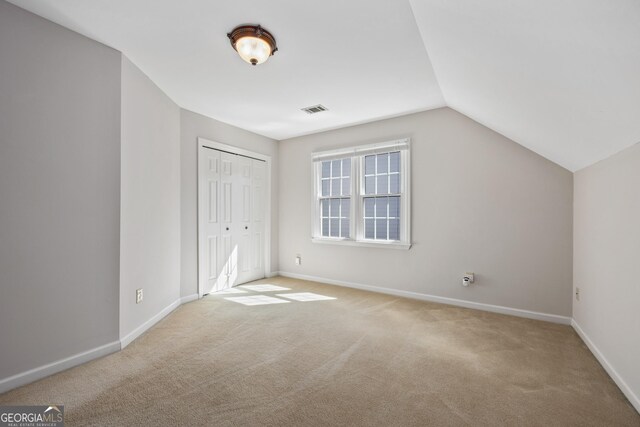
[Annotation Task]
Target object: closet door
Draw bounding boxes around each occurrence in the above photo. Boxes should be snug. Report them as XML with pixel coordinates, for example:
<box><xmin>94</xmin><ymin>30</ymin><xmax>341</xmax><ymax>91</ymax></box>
<box><xmin>249</xmin><ymin>159</ymin><xmax>266</xmax><ymax>280</ymax></box>
<box><xmin>198</xmin><ymin>146</ymin><xmax>267</xmax><ymax>295</ymax></box>
<box><xmin>198</xmin><ymin>148</ymin><xmax>222</xmax><ymax>296</ymax></box>
<box><xmin>219</xmin><ymin>151</ymin><xmax>237</xmax><ymax>289</ymax></box>
<box><xmin>235</xmin><ymin>156</ymin><xmax>253</xmax><ymax>285</ymax></box>
<box><xmin>235</xmin><ymin>157</ymin><xmax>266</xmax><ymax>284</ymax></box>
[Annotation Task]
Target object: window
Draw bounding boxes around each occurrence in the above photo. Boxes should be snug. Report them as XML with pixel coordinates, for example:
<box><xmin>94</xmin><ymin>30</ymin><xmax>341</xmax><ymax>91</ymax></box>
<box><xmin>312</xmin><ymin>139</ymin><xmax>411</xmax><ymax>249</ymax></box>
<box><xmin>363</xmin><ymin>152</ymin><xmax>401</xmax><ymax>240</ymax></box>
<box><xmin>319</xmin><ymin>158</ymin><xmax>351</xmax><ymax>238</ymax></box>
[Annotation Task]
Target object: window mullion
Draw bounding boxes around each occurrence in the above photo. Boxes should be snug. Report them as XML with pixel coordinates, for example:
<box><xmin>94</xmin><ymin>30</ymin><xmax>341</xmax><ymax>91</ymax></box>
<box><xmin>353</xmin><ymin>156</ymin><xmax>360</xmax><ymax>241</ymax></box>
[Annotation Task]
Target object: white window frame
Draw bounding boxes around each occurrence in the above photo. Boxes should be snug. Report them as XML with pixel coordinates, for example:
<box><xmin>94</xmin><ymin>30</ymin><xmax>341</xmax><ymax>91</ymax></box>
<box><xmin>311</xmin><ymin>138</ymin><xmax>411</xmax><ymax>250</ymax></box>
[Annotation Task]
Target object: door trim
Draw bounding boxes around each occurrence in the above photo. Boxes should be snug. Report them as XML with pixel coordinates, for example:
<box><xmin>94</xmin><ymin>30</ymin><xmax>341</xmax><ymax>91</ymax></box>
<box><xmin>197</xmin><ymin>137</ymin><xmax>272</xmax><ymax>297</ymax></box>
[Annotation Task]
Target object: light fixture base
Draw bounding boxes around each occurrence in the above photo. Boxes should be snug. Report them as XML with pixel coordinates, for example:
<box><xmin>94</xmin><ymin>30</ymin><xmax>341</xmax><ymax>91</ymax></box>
<box><xmin>227</xmin><ymin>24</ymin><xmax>278</xmax><ymax>66</ymax></box>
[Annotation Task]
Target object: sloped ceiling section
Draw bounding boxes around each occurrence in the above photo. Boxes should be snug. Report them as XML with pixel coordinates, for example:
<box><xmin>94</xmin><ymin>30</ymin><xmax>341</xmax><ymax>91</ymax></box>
<box><xmin>410</xmin><ymin>0</ymin><xmax>640</xmax><ymax>171</ymax></box>
<box><xmin>7</xmin><ymin>0</ymin><xmax>444</xmax><ymax>140</ymax></box>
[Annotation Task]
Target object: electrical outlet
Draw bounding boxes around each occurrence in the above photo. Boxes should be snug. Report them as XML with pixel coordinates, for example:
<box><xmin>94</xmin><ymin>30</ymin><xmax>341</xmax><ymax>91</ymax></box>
<box><xmin>136</xmin><ymin>288</ymin><xmax>143</xmax><ymax>304</ymax></box>
<box><xmin>575</xmin><ymin>287</ymin><xmax>580</xmax><ymax>301</ymax></box>
<box><xmin>295</xmin><ymin>255</ymin><xmax>301</xmax><ymax>265</ymax></box>
<box><xmin>462</xmin><ymin>273</ymin><xmax>474</xmax><ymax>287</ymax></box>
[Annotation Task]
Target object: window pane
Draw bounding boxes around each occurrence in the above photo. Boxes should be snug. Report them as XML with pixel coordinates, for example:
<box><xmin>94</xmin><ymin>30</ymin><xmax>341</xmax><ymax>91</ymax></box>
<box><xmin>341</xmin><ymin>199</ymin><xmax>350</xmax><ymax>218</ymax></box>
<box><xmin>322</xmin><ymin>161</ymin><xmax>331</xmax><ymax>178</ymax></box>
<box><xmin>341</xmin><ymin>219</ymin><xmax>350</xmax><ymax>238</ymax></box>
<box><xmin>376</xmin><ymin>197</ymin><xmax>388</xmax><ymax>218</ymax></box>
<box><xmin>342</xmin><ymin>177</ymin><xmax>351</xmax><ymax>196</ymax></box>
<box><xmin>365</xmin><ymin>155</ymin><xmax>375</xmax><ymax>175</ymax></box>
<box><xmin>389</xmin><ymin>219</ymin><xmax>400</xmax><ymax>240</ymax></box>
<box><xmin>365</xmin><ymin>219</ymin><xmax>375</xmax><ymax>239</ymax></box>
<box><xmin>321</xmin><ymin>199</ymin><xmax>329</xmax><ymax>217</ymax></box>
<box><xmin>364</xmin><ymin>198</ymin><xmax>375</xmax><ymax>217</ymax></box>
<box><xmin>342</xmin><ymin>158</ymin><xmax>351</xmax><ymax>177</ymax></box>
<box><xmin>330</xmin><ymin>199</ymin><xmax>340</xmax><ymax>217</ymax></box>
<box><xmin>376</xmin><ymin>219</ymin><xmax>388</xmax><ymax>240</ymax></box>
<box><xmin>365</xmin><ymin>176</ymin><xmax>375</xmax><ymax>195</ymax></box>
<box><xmin>331</xmin><ymin>160</ymin><xmax>341</xmax><ymax>177</ymax></box>
<box><xmin>389</xmin><ymin>196</ymin><xmax>400</xmax><ymax>218</ymax></box>
<box><xmin>331</xmin><ymin>178</ymin><xmax>340</xmax><ymax>196</ymax></box>
<box><xmin>390</xmin><ymin>173</ymin><xmax>400</xmax><ymax>194</ymax></box>
<box><xmin>330</xmin><ymin>219</ymin><xmax>340</xmax><ymax>237</ymax></box>
<box><xmin>322</xmin><ymin>219</ymin><xmax>329</xmax><ymax>237</ymax></box>
<box><xmin>376</xmin><ymin>175</ymin><xmax>389</xmax><ymax>194</ymax></box>
<box><xmin>321</xmin><ymin>179</ymin><xmax>330</xmax><ymax>196</ymax></box>
<box><xmin>377</xmin><ymin>153</ymin><xmax>389</xmax><ymax>173</ymax></box>
<box><xmin>390</xmin><ymin>152</ymin><xmax>400</xmax><ymax>173</ymax></box>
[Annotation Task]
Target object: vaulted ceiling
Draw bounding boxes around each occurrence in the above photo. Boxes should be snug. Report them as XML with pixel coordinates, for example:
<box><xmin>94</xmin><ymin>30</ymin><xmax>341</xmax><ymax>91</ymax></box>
<box><xmin>410</xmin><ymin>0</ymin><xmax>640</xmax><ymax>171</ymax></box>
<box><xmin>9</xmin><ymin>0</ymin><xmax>640</xmax><ymax>171</ymax></box>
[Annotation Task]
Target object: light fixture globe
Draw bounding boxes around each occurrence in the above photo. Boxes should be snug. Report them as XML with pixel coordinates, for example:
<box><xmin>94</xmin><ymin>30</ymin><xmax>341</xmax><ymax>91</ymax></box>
<box><xmin>227</xmin><ymin>24</ymin><xmax>278</xmax><ymax>66</ymax></box>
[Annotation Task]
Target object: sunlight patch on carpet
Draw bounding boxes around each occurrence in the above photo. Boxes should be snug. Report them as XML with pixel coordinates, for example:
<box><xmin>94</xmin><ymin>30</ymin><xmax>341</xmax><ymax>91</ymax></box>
<box><xmin>212</xmin><ymin>288</ymin><xmax>248</xmax><ymax>294</ymax></box>
<box><xmin>224</xmin><ymin>295</ymin><xmax>291</xmax><ymax>306</ymax></box>
<box><xmin>277</xmin><ymin>293</ymin><xmax>336</xmax><ymax>302</ymax></box>
<box><xmin>240</xmin><ymin>284</ymin><xmax>291</xmax><ymax>292</ymax></box>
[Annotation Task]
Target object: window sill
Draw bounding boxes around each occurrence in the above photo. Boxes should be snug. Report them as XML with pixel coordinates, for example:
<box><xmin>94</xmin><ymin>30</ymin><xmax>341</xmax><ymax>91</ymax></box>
<box><xmin>311</xmin><ymin>237</ymin><xmax>411</xmax><ymax>250</ymax></box>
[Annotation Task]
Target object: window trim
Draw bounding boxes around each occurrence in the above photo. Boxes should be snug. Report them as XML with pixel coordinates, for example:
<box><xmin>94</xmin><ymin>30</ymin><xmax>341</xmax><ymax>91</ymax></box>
<box><xmin>310</xmin><ymin>138</ymin><xmax>411</xmax><ymax>250</ymax></box>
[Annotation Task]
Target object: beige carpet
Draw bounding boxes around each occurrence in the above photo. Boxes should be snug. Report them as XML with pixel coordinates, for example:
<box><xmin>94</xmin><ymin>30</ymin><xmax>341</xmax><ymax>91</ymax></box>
<box><xmin>1</xmin><ymin>276</ymin><xmax>638</xmax><ymax>426</ymax></box>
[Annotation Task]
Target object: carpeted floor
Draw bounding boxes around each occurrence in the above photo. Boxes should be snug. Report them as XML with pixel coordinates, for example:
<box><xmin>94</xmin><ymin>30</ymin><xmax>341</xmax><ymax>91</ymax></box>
<box><xmin>1</xmin><ymin>276</ymin><xmax>638</xmax><ymax>426</ymax></box>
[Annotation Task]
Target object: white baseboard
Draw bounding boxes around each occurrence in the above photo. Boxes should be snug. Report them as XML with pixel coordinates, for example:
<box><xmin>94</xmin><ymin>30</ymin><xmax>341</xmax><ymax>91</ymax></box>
<box><xmin>120</xmin><ymin>298</ymin><xmax>182</xmax><ymax>349</ymax></box>
<box><xmin>572</xmin><ymin>320</ymin><xmax>640</xmax><ymax>413</ymax></box>
<box><xmin>266</xmin><ymin>271</ymin><xmax>279</xmax><ymax>278</ymax></box>
<box><xmin>180</xmin><ymin>293</ymin><xmax>199</xmax><ymax>304</ymax></box>
<box><xmin>0</xmin><ymin>340</ymin><xmax>120</xmax><ymax>394</ymax></box>
<box><xmin>277</xmin><ymin>271</ymin><xmax>572</xmax><ymax>325</ymax></box>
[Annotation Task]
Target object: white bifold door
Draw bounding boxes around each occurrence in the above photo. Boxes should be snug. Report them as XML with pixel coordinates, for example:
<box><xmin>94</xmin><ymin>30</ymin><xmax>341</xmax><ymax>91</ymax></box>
<box><xmin>199</xmin><ymin>147</ymin><xmax>266</xmax><ymax>295</ymax></box>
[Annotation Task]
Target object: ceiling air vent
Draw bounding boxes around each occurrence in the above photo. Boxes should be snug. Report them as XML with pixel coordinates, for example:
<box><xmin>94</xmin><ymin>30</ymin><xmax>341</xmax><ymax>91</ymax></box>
<box><xmin>301</xmin><ymin>104</ymin><xmax>328</xmax><ymax>114</ymax></box>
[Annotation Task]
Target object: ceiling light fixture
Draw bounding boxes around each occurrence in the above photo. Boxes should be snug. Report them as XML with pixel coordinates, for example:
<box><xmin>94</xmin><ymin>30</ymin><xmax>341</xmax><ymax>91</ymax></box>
<box><xmin>227</xmin><ymin>24</ymin><xmax>278</xmax><ymax>66</ymax></box>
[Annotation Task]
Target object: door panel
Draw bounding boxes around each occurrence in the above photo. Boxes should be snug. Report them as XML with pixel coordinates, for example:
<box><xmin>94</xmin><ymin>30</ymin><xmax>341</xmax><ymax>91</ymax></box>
<box><xmin>240</xmin><ymin>233</ymin><xmax>250</xmax><ymax>272</ymax></box>
<box><xmin>235</xmin><ymin>155</ymin><xmax>253</xmax><ymax>284</ymax></box>
<box><xmin>207</xmin><ymin>236</ymin><xmax>218</xmax><ymax>279</ymax></box>
<box><xmin>220</xmin><ymin>152</ymin><xmax>236</xmax><ymax>289</ymax></box>
<box><xmin>208</xmin><ymin>181</ymin><xmax>217</xmax><ymax>223</ymax></box>
<box><xmin>253</xmin><ymin>232</ymin><xmax>262</xmax><ymax>270</ymax></box>
<box><xmin>250</xmin><ymin>160</ymin><xmax>266</xmax><ymax>277</ymax></box>
<box><xmin>222</xmin><ymin>182</ymin><xmax>232</xmax><ymax>223</ymax></box>
<box><xmin>198</xmin><ymin>150</ymin><xmax>221</xmax><ymax>296</ymax></box>
<box><xmin>242</xmin><ymin>185</ymin><xmax>251</xmax><ymax>222</ymax></box>
<box><xmin>222</xmin><ymin>233</ymin><xmax>233</xmax><ymax>287</ymax></box>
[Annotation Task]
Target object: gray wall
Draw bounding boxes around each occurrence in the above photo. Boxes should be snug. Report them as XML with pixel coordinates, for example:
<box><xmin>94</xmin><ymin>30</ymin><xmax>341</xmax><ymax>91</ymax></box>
<box><xmin>0</xmin><ymin>1</ymin><xmax>121</xmax><ymax>378</ymax></box>
<box><xmin>180</xmin><ymin>109</ymin><xmax>279</xmax><ymax>297</ymax></box>
<box><xmin>279</xmin><ymin>108</ymin><xmax>574</xmax><ymax>316</ymax></box>
<box><xmin>120</xmin><ymin>56</ymin><xmax>181</xmax><ymax>340</ymax></box>
<box><xmin>574</xmin><ymin>143</ymin><xmax>640</xmax><ymax>408</ymax></box>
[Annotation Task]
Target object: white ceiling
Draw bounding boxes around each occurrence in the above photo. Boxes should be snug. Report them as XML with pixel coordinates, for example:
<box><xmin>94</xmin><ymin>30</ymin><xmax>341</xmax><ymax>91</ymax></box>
<box><xmin>410</xmin><ymin>0</ymin><xmax>640</xmax><ymax>171</ymax></box>
<box><xmin>8</xmin><ymin>0</ymin><xmax>640</xmax><ymax>170</ymax></box>
<box><xmin>8</xmin><ymin>0</ymin><xmax>444</xmax><ymax>141</ymax></box>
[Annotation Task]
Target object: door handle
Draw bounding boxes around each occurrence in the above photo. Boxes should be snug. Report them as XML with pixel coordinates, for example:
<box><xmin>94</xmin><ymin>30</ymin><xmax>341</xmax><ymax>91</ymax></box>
<box><xmin>226</xmin><ymin>227</ymin><xmax>229</xmax><ymax>231</ymax></box>
<box><xmin>245</xmin><ymin>226</ymin><xmax>248</xmax><ymax>230</ymax></box>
